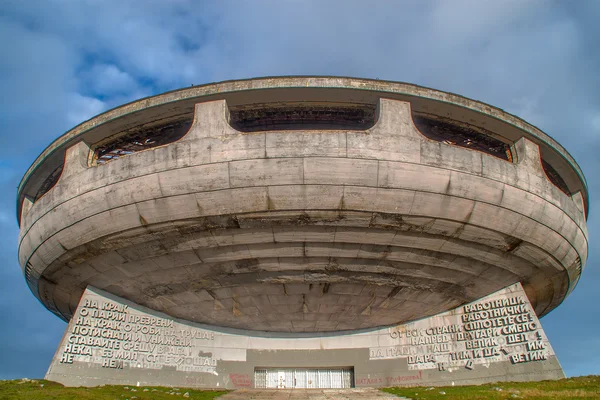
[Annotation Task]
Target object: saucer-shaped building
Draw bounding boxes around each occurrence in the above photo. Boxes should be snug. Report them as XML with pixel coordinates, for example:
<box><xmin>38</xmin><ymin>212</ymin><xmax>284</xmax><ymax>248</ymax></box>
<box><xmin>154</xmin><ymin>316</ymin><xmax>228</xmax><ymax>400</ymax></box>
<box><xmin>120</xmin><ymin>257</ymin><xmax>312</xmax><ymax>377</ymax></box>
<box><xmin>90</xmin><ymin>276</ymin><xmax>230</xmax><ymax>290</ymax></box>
<box><xmin>17</xmin><ymin>77</ymin><xmax>588</xmax><ymax>389</ymax></box>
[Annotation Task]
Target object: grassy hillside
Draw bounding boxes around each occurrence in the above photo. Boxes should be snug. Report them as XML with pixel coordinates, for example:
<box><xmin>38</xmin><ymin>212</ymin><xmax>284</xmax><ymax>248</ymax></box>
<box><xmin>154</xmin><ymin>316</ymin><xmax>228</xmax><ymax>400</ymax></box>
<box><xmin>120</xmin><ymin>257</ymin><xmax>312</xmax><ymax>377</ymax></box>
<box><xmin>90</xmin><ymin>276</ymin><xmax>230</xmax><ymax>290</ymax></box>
<box><xmin>381</xmin><ymin>375</ymin><xmax>600</xmax><ymax>399</ymax></box>
<box><xmin>0</xmin><ymin>376</ymin><xmax>598</xmax><ymax>399</ymax></box>
<box><xmin>0</xmin><ymin>379</ymin><xmax>228</xmax><ymax>400</ymax></box>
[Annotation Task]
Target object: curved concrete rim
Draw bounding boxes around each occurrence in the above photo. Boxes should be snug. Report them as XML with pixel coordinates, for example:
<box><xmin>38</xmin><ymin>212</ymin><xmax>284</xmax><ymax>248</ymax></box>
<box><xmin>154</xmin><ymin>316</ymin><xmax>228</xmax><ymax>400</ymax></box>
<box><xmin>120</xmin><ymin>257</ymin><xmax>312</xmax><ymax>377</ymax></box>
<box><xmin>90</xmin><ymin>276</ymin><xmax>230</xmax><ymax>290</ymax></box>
<box><xmin>16</xmin><ymin>75</ymin><xmax>589</xmax><ymax>217</ymax></box>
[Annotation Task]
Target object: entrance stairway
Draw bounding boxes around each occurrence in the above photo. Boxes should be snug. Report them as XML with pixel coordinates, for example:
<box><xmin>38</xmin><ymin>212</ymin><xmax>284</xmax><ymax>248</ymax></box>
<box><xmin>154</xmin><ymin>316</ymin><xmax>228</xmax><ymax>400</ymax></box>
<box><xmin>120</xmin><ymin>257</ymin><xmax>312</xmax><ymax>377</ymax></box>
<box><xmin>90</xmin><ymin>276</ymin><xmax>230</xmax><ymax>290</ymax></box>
<box><xmin>219</xmin><ymin>388</ymin><xmax>409</xmax><ymax>399</ymax></box>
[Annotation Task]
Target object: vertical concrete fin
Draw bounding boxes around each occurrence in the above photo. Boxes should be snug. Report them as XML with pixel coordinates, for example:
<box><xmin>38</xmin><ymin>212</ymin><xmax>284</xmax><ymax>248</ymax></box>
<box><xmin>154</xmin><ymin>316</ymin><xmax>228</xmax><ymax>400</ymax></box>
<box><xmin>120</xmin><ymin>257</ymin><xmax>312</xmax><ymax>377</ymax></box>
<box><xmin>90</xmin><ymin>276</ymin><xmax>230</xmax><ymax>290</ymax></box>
<box><xmin>183</xmin><ymin>99</ymin><xmax>236</xmax><ymax>140</ymax></box>
<box><xmin>570</xmin><ymin>190</ymin><xmax>586</xmax><ymax>216</ymax></box>
<box><xmin>350</xmin><ymin>98</ymin><xmax>422</xmax><ymax>162</ymax></box>
<box><xmin>514</xmin><ymin>137</ymin><xmax>544</xmax><ymax>173</ymax></box>
<box><xmin>19</xmin><ymin>196</ymin><xmax>34</xmax><ymax>226</ymax></box>
<box><xmin>369</xmin><ymin>98</ymin><xmax>423</xmax><ymax>140</ymax></box>
<box><xmin>62</xmin><ymin>141</ymin><xmax>91</xmax><ymax>178</ymax></box>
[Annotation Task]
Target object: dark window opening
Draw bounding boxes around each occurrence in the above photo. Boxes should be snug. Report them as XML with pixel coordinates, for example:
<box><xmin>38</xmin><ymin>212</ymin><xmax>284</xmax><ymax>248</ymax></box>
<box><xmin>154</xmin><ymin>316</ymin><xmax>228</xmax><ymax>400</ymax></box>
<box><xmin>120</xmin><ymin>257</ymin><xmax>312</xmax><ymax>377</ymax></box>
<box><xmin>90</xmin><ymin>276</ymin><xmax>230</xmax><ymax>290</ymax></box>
<box><xmin>94</xmin><ymin>118</ymin><xmax>193</xmax><ymax>165</ymax></box>
<box><xmin>34</xmin><ymin>164</ymin><xmax>63</xmax><ymax>201</ymax></box>
<box><xmin>229</xmin><ymin>103</ymin><xmax>376</xmax><ymax>132</ymax></box>
<box><xmin>412</xmin><ymin>114</ymin><xmax>513</xmax><ymax>161</ymax></box>
<box><xmin>542</xmin><ymin>159</ymin><xmax>570</xmax><ymax>195</ymax></box>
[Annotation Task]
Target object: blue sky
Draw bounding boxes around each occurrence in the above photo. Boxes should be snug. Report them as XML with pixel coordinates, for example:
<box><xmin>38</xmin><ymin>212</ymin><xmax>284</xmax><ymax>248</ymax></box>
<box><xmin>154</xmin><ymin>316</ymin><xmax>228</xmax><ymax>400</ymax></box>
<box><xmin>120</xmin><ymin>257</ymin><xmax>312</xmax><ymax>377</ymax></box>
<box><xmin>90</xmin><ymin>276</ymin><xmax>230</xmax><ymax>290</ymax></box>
<box><xmin>1</xmin><ymin>0</ymin><xmax>599</xmax><ymax>379</ymax></box>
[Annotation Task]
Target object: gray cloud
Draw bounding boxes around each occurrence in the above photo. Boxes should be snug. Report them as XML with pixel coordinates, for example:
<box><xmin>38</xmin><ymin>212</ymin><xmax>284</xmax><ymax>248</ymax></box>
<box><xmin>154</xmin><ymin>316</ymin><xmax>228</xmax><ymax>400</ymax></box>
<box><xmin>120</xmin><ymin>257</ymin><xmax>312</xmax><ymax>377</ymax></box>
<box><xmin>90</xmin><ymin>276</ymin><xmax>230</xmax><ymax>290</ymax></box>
<box><xmin>1</xmin><ymin>0</ymin><xmax>599</xmax><ymax>378</ymax></box>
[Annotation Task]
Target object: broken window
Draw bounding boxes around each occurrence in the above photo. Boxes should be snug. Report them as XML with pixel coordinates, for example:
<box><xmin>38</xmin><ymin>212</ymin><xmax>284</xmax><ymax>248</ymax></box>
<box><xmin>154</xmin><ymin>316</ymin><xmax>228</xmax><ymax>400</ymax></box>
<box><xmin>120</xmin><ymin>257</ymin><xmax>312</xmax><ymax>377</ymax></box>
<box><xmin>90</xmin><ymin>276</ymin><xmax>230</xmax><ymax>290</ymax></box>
<box><xmin>94</xmin><ymin>117</ymin><xmax>193</xmax><ymax>165</ymax></box>
<box><xmin>412</xmin><ymin>114</ymin><xmax>513</xmax><ymax>161</ymax></box>
<box><xmin>34</xmin><ymin>164</ymin><xmax>63</xmax><ymax>201</ymax></box>
<box><xmin>542</xmin><ymin>159</ymin><xmax>570</xmax><ymax>195</ymax></box>
<box><xmin>229</xmin><ymin>103</ymin><xmax>376</xmax><ymax>132</ymax></box>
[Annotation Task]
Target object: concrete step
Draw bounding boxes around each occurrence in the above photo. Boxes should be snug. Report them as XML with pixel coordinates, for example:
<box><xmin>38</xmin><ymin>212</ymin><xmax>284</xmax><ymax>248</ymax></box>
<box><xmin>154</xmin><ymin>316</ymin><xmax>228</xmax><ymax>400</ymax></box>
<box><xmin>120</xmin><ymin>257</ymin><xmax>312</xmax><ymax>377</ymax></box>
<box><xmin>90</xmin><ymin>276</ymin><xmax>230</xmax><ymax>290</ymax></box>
<box><xmin>218</xmin><ymin>388</ymin><xmax>409</xmax><ymax>399</ymax></box>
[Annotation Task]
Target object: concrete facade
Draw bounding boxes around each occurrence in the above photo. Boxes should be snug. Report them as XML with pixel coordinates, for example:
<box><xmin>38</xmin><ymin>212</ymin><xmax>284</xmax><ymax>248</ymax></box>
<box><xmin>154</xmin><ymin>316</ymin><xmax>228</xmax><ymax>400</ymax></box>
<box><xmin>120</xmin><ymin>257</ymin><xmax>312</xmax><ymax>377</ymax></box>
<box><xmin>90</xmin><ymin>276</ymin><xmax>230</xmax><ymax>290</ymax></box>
<box><xmin>46</xmin><ymin>283</ymin><xmax>563</xmax><ymax>388</ymax></box>
<box><xmin>16</xmin><ymin>77</ymin><xmax>588</xmax><ymax>387</ymax></box>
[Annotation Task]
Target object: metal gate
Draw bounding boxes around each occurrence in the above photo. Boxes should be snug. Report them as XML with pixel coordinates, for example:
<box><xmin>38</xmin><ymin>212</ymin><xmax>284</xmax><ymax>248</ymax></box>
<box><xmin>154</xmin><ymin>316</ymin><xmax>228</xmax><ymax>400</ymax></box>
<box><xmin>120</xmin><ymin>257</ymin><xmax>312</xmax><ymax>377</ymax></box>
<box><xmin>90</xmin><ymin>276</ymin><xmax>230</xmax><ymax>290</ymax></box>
<box><xmin>254</xmin><ymin>367</ymin><xmax>353</xmax><ymax>388</ymax></box>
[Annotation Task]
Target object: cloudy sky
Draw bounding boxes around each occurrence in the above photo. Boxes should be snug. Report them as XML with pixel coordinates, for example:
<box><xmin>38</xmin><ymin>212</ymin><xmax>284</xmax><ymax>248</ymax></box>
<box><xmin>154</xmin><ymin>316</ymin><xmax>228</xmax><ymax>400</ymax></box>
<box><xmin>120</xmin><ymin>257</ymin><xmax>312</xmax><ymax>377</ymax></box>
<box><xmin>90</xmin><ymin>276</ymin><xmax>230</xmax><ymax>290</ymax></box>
<box><xmin>1</xmin><ymin>0</ymin><xmax>599</xmax><ymax>379</ymax></box>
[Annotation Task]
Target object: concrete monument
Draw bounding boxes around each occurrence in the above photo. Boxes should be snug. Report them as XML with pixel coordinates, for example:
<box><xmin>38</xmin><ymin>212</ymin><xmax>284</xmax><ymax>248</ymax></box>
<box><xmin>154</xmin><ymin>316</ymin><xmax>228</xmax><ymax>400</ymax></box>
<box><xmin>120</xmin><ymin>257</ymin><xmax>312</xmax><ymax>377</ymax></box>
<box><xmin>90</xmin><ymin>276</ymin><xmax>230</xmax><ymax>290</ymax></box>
<box><xmin>17</xmin><ymin>77</ymin><xmax>588</xmax><ymax>388</ymax></box>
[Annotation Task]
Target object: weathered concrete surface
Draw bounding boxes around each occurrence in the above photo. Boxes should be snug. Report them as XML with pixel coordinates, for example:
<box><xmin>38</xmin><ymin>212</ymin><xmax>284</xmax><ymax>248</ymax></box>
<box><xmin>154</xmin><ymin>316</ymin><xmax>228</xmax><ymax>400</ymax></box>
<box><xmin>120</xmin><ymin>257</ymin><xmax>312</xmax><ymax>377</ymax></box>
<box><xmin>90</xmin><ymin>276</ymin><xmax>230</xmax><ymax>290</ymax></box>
<box><xmin>45</xmin><ymin>283</ymin><xmax>563</xmax><ymax>389</ymax></box>
<box><xmin>19</xmin><ymin>97</ymin><xmax>588</xmax><ymax>330</ymax></box>
<box><xmin>218</xmin><ymin>388</ymin><xmax>403</xmax><ymax>399</ymax></box>
<box><xmin>17</xmin><ymin>77</ymin><xmax>588</xmax><ymax>220</ymax></box>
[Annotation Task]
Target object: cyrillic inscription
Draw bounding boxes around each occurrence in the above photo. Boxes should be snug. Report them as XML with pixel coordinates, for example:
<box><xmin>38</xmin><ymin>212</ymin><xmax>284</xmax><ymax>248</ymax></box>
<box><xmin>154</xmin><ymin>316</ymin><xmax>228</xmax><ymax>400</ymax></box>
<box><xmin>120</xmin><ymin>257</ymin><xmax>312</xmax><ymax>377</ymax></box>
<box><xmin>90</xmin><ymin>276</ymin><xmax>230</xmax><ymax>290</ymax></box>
<box><xmin>58</xmin><ymin>297</ymin><xmax>217</xmax><ymax>374</ymax></box>
<box><xmin>370</xmin><ymin>286</ymin><xmax>553</xmax><ymax>371</ymax></box>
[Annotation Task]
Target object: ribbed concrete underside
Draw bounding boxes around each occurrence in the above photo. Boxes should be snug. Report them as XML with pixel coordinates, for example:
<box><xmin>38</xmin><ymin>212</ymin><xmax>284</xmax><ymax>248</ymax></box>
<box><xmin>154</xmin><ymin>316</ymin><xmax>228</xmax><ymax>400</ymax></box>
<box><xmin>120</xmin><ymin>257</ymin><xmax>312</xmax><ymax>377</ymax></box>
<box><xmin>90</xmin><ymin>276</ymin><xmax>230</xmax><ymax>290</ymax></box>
<box><xmin>40</xmin><ymin>211</ymin><xmax>565</xmax><ymax>332</ymax></box>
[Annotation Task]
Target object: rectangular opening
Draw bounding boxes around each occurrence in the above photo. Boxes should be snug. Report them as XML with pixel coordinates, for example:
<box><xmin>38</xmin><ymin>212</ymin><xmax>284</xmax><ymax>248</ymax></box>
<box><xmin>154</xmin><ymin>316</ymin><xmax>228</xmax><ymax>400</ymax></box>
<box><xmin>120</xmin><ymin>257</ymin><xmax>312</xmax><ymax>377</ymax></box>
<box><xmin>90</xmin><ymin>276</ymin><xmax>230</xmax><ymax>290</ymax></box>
<box><xmin>230</xmin><ymin>102</ymin><xmax>376</xmax><ymax>132</ymax></box>
<box><xmin>254</xmin><ymin>367</ymin><xmax>354</xmax><ymax>389</ymax></box>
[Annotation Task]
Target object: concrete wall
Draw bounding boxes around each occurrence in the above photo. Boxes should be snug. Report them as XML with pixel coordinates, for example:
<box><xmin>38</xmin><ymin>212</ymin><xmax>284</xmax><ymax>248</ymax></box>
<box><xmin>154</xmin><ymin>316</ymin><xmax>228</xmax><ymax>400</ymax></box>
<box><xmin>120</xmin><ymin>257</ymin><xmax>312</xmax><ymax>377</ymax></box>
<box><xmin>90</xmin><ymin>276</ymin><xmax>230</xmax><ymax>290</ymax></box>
<box><xmin>46</xmin><ymin>283</ymin><xmax>564</xmax><ymax>388</ymax></box>
<box><xmin>17</xmin><ymin>77</ymin><xmax>589</xmax><ymax>219</ymax></box>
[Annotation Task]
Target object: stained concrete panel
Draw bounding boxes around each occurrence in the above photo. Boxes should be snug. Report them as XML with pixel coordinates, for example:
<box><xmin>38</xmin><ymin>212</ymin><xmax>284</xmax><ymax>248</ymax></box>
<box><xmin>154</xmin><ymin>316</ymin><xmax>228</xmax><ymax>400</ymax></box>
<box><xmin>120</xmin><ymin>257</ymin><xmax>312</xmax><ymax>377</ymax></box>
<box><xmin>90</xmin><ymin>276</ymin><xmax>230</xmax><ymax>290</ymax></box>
<box><xmin>46</xmin><ymin>282</ymin><xmax>563</xmax><ymax>389</ymax></box>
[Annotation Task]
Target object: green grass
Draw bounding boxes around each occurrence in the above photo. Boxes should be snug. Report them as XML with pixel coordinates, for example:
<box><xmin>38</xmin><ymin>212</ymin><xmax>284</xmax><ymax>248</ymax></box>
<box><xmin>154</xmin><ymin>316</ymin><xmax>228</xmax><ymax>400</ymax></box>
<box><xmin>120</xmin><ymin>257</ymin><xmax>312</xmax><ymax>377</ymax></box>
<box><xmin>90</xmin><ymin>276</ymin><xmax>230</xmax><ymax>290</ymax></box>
<box><xmin>1</xmin><ymin>376</ymin><xmax>599</xmax><ymax>399</ymax></box>
<box><xmin>0</xmin><ymin>379</ymin><xmax>229</xmax><ymax>400</ymax></box>
<box><xmin>381</xmin><ymin>375</ymin><xmax>600</xmax><ymax>399</ymax></box>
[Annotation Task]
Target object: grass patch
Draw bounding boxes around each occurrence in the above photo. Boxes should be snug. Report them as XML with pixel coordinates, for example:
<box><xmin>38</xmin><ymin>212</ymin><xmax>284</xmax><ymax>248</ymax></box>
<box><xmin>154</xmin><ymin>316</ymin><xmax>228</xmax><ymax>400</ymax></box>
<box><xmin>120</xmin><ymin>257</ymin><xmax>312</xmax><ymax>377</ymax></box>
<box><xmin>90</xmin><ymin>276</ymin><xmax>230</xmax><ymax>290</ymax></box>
<box><xmin>381</xmin><ymin>375</ymin><xmax>600</xmax><ymax>399</ymax></box>
<box><xmin>0</xmin><ymin>379</ymin><xmax>229</xmax><ymax>400</ymax></box>
<box><xmin>2</xmin><ymin>376</ymin><xmax>599</xmax><ymax>399</ymax></box>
